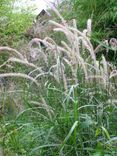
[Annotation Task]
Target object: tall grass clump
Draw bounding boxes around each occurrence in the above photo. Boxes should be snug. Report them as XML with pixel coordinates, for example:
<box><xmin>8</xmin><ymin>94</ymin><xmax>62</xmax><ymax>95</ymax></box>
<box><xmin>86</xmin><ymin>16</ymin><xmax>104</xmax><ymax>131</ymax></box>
<box><xmin>0</xmin><ymin>8</ymin><xmax>117</xmax><ymax>156</ymax></box>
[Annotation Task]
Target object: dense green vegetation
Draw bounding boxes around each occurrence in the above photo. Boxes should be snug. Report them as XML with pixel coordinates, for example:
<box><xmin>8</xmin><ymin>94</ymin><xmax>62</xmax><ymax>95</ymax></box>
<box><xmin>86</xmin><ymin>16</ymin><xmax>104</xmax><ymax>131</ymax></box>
<box><xmin>0</xmin><ymin>0</ymin><xmax>117</xmax><ymax>156</ymax></box>
<box><xmin>0</xmin><ymin>0</ymin><xmax>34</xmax><ymax>46</ymax></box>
<box><xmin>62</xmin><ymin>0</ymin><xmax>117</xmax><ymax>40</ymax></box>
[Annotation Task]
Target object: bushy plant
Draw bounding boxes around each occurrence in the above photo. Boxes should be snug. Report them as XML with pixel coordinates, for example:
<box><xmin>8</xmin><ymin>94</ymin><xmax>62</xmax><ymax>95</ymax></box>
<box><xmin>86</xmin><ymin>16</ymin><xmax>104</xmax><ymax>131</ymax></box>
<box><xmin>0</xmin><ymin>0</ymin><xmax>34</xmax><ymax>46</ymax></box>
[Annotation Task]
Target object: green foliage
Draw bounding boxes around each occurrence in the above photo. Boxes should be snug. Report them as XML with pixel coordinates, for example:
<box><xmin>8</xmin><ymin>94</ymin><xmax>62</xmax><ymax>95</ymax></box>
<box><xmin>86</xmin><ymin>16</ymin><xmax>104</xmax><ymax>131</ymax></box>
<box><xmin>0</xmin><ymin>0</ymin><xmax>34</xmax><ymax>46</ymax></box>
<box><xmin>61</xmin><ymin>0</ymin><xmax>117</xmax><ymax>40</ymax></box>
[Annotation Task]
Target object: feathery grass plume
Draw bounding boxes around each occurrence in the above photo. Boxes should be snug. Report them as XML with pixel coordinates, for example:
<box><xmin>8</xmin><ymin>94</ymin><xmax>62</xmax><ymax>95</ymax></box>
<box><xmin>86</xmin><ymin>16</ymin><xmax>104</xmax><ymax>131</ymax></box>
<box><xmin>7</xmin><ymin>57</ymin><xmax>38</xmax><ymax>69</ymax></box>
<box><xmin>0</xmin><ymin>56</ymin><xmax>44</xmax><ymax>76</ymax></box>
<box><xmin>61</xmin><ymin>40</ymin><xmax>87</xmax><ymax>81</ymax></box>
<box><xmin>72</xmin><ymin>19</ymin><xmax>80</xmax><ymax>56</ymax></box>
<box><xmin>101</xmin><ymin>55</ymin><xmax>109</xmax><ymax>86</ymax></box>
<box><xmin>28</xmin><ymin>39</ymin><xmax>48</xmax><ymax>63</ymax></box>
<box><xmin>0</xmin><ymin>47</ymin><xmax>25</xmax><ymax>60</ymax></box>
<box><xmin>87</xmin><ymin>19</ymin><xmax>92</xmax><ymax>37</ymax></box>
<box><xmin>44</xmin><ymin>37</ymin><xmax>61</xmax><ymax>59</ymax></box>
<box><xmin>51</xmin><ymin>32</ymin><xmax>88</xmax><ymax>81</ymax></box>
<box><xmin>0</xmin><ymin>73</ymin><xmax>39</xmax><ymax>86</ymax></box>
<box><xmin>49</xmin><ymin>18</ymin><xmax>97</xmax><ymax>67</ymax></box>
<box><xmin>109</xmin><ymin>38</ymin><xmax>117</xmax><ymax>51</ymax></box>
<box><xmin>56</xmin><ymin>57</ymin><xmax>68</xmax><ymax>91</ymax></box>
<box><xmin>110</xmin><ymin>70</ymin><xmax>117</xmax><ymax>79</ymax></box>
<box><xmin>49</xmin><ymin>3</ymin><xmax>67</xmax><ymax>25</ymax></box>
<box><xmin>29</xmin><ymin>38</ymin><xmax>57</xmax><ymax>61</ymax></box>
<box><xmin>69</xmin><ymin>27</ymin><xmax>97</xmax><ymax>67</ymax></box>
